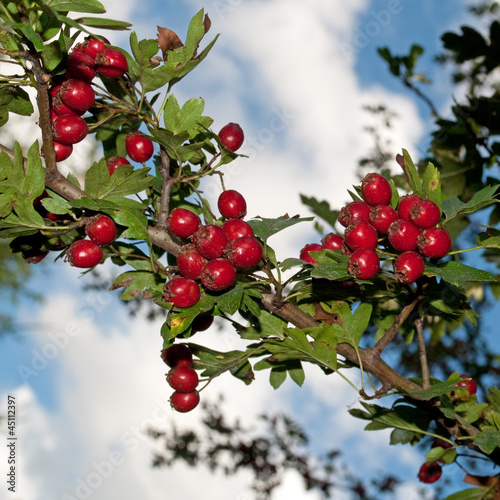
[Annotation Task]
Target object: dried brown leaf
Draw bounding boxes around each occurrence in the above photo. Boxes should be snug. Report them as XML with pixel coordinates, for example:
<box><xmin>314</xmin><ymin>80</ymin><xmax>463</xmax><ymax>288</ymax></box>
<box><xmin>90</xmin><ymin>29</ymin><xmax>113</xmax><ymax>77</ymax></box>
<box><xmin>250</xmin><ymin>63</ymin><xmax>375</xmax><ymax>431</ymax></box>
<box><xmin>157</xmin><ymin>26</ymin><xmax>184</xmax><ymax>54</ymax></box>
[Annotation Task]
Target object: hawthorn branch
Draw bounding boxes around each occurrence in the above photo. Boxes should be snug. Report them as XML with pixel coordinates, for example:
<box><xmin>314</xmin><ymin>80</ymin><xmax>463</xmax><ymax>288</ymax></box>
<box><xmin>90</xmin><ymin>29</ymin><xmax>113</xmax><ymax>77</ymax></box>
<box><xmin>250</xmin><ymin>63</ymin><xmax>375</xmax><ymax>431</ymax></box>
<box><xmin>416</xmin><ymin>317</ymin><xmax>430</xmax><ymax>389</ymax></box>
<box><xmin>157</xmin><ymin>148</ymin><xmax>173</xmax><ymax>227</ymax></box>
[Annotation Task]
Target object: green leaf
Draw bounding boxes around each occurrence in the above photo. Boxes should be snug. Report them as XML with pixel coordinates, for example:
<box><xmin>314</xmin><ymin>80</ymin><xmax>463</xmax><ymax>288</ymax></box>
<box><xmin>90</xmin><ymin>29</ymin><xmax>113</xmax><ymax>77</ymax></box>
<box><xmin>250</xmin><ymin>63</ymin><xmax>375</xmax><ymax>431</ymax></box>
<box><xmin>443</xmin><ymin>488</ymin><xmax>491</xmax><ymax>500</ymax></box>
<box><xmin>473</xmin><ymin>430</ymin><xmax>500</xmax><ymax>454</ymax></box>
<box><xmin>269</xmin><ymin>367</ymin><xmax>287</xmax><ymax>389</ymax></box>
<box><xmin>403</xmin><ymin>373</ymin><xmax>462</xmax><ymax>400</ymax></box>
<box><xmin>401</xmin><ymin>149</ymin><xmax>423</xmax><ymax>196</ymax></box>
<box><xmin>310</xmin><ymin>262</ymin><xmax>350</xmax><ymax>281</ymax></box>
<box><xmin>299</xmin><ymin>194</ymin><xmax>338</xmax><ymax>229</ymax></box>
<box><xmin>0</xmin><ymin>86</ymin><xmax>33</xmax><ymax>117</ymax></box>
<box><xmin>76</xmin><ymin>17</ymin><xmax>132</xmax><ymax>30</ymax></box>
<box><xmin>331</xmin><ymin>302</ymin><xmax>372</xmax><ymax>349</ymax></box>
<box><xmin>425</xmin><ymin>446</ymin><xmax>457</xmax><ymax>465</ymax></box>
<box><xmin>287</xmin><ymin>361</ymin><xmax>305</xmax><ymax>387</ymax></box>
<box><xmin>422</xmin><ymin>162</ymin><xmax>442</xmax><ymax>210</ymax></box>
<box><xmin>111</xmin><ymin>209</ymin><xmax>150</xmax><ymax>241</ymax></box>
<box><xmin>49</xmin><ymin>0</ymin><xmax>106</xmax><ymax>14</ymax></box>
<box><xmin>41</xmin><ymin>40</ymin><xmax>64</xmax><ymax>71</ymax></box>
<box><xmin>425</xmin><ymin>261</ymin><xmax>497</xmax><ymax>287</ymax></box>
<box><xmin>216</xmin><ymin>285</ymin><xmax>244</xmax><ymax>315</ymax></box>
<box><xmin>249</xmin><ymin>215</ymin><xmax>314</xmax><ymax>243</ymax></box>
<box><xmin>477</xmin><ymin>227</ymin><xmax>500</xmax><ymax>249</ymax></box>
<box><xmin>442</xmin><ymin>185</ymin><xmax>499</xmax><ymax>221</ymax></box>
<box><xmin>110</xmin><ymin>271</ymin><xmax>163</xmax><ymax>300</ymax></box>
<box><xmin>163</xmin><ymin>96</ymin><xmax>213</xmax><ymax>139</ymax></box>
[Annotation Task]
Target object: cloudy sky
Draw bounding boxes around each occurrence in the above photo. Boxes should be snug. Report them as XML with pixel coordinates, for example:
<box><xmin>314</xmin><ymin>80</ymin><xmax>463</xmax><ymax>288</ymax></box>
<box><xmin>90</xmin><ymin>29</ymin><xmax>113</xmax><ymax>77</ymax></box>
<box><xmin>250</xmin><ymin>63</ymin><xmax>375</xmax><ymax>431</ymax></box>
<box><xmin>0</xmin><ymin>1</ymin><xmax>484</xmax><ymax>499</ymax></box>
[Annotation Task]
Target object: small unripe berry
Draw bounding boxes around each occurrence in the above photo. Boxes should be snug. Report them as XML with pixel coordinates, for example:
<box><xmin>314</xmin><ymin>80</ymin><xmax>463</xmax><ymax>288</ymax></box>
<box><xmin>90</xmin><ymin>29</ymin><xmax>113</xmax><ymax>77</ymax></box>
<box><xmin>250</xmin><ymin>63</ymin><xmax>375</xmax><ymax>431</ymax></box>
<box><xmin>218</xmin><ymin>122</ymin><xmax>244</xmax><ymax>151</ymax></box>
<box><xmin>163</xmin><ymin>277</ymin><xmax>200</xmax><ymax>308</ymax></box>
<box><xmin>66</xmin><ymin>239</ymin><xmax>103</xmax><ymax>268</ymax></box>
<box><xmin>300</xmin><ymin>243</ymin><xmax>323</xmax><ymax>264</ymax></box>
<box><xmin>361</xmin><ymin>173</ymin><xmax>392</xmax><ymax>206</ymax></box>
<box><xmin>218</xmin><ymin>190</ymin><xmax>247</xmax><ymax>219</ymax></box>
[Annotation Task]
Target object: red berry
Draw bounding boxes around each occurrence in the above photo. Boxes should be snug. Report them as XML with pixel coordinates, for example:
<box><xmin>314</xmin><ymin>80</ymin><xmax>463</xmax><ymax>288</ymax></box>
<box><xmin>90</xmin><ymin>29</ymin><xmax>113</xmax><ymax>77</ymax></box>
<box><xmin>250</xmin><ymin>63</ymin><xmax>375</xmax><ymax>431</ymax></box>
<box><xmin>161</xmin><ymin>344</ymin><xmax>193</xmax><ymax>367</ymax></box>
<box><xmin>125</xmin><ymin>131</ymin><xmax>154</xmax><ymax>162</ymax></box>
<box><xmin>344</xmin><ymin>220</ymin><xmax>378</xmax><ymax>251</ymax></box>
<box><xmin>409</xmin><ymin>199</ymin><xmax>442</xmax><ymax>229</ymax></box>
<box><xmin>360</xmin><ymin>173</ymin><xmax>392</xmax><ymax>206</ymax></box>
<box><xmin>66</xmin><ymin>51</ymin><xmax>96</xmax><ymax>82</ymax></box>
<box><xmin>66</xmin><ymin>239</ymin><xmax>103</xmax><ymax>268</ymax></box>
<box><xmin>338</xmin><ymin>200</ymin><xmax>371</xmax><ymax>227</ymax></box>
<box><xmin>398</xmin><ymin>194</ymin><xmax>423</xmax><ymax>220</ymax></box>
<box><xmin>193</xmin><ymin>224</ymin><xmax>228</xmax><ymax>260</ymax></box>
<box><xmin>177</xmin><ymin>244</ymin><xmax>208</xmax><ymax>280</ymax></box>
<box><xmin>456</xmin><ymin>374</ymin><xmax>477</xmax><ymax>396</ymax></box>
<box><xmin>417</xmin><ymin>462</ymin><xmax>442</xmax><ymax>484</ymax></box>
<box><xmin>106</xmin><ymin>156</ymin><xmax>130</xmax><ymax>175</ymax></box>
<box><xmin>394</xmin><ymin>251</ymin><xmax>425</xmax><ymax>284</ymax></box>
<box><xmin>225</xmin><ymin>236</ymin><xmax>263</xmax><ymax>269</ymax></box>
<box><xmin>167</xmin><ymin>208</ymin><xmax>201</xmax><ymax>239</ymax></box>
<box><xmin>82</xmin><ymin>35</ymin><xmax>109</xmax><ymax>60</ymax></box>
<box><xmin>347</xmin><ymin>248</ymin><xmax>380</xmax><ymax>280</ymax></box>
<box><xmin>170</xmin><ymin>390</ymin><xmax>200</xmax><ymax>413</ymax></box>
<box><xmin>369</xmin><ymin>204</ymin><xmax>398</xmax><ymax>234</ymax></box>
<box><xmin>299</xmin><ymin>243</ymin><xmax>323</xmax><ymax>264</ymax></box>
<box><xmin>191</xmin><ymin>315</ymin><xmax>214</xmax><ymax>333</ymax></box>
<box><xmin>163</xmin><ymin>277</ymin><xmax>200</xmax><ymax>308</ymax></box>
<box><xmin>96</xmin><ymin>48</ymin><xmax>128</xmax><ymax>78</ymax></box>
<box><xmin>52</xmin><ymin>115</ymin><xmax>88</xmax><ymax>145</ymax></box>
<box><xmin>218</xmin><ymin>122</ymin><xmax>244</xmax><ymax>151</ymax></box>
<box><xmin>59</xmin><ymin>79</ymin><xmax>95</xmax><ymax>113</ymax></box>
<box><xmin>321</xmin><ymin>233</ymin><xmax>343</xmax><ymax>250</ymax></box>
<box><xmin>24</xmin><ymin>251</ymin><xmax>48</xmax><ymax>264</ymax></box>
<box><xmin>167</xmin><ymin>366</ymin><xmax>199</xmax><ymax>393</ymax></box>
<box><xmin>41</xmin><ymin>141</ymin><xmax>73</xmax><ymax>162</ymax></box>
<box><xmin>200</xmin><ymin>258</ymin><xmax>237</xmax><ymax>291</ymax></box>
<box><xmin>417</xmin><ymin>227</ymin><xmax>451</xmax><ymax>258</ymax></box>
<box><xmin>85</xmin><ymin>215</ymin><xmax>117</xmax><ymax>246</ymax></box>
<box><xmin>388</xmin><ymin>219</ymin><xmax>421</xmax><ymax>252</ymax></box>
<box><xmin>218</xmin><ymin>190</ymin><xmax>247</xmax><ymax>219</ymax></box>
<box><xmin>222</xmin><ymin>219</ymin><xmax>254</xmax><ymax>240</ymax></box>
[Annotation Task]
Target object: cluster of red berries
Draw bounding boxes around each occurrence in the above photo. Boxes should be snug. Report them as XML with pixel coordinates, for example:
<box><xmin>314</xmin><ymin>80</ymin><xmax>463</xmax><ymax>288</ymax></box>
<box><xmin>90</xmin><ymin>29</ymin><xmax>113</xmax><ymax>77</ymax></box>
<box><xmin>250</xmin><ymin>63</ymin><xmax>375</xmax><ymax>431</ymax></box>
<box><xmin>161</xmin><ymin>344</ymin><xmax>200</xmax><ymax>412</ymax></box>
<box><xmin>44</xmin><ymin>36</ymin><xmax>128</xmax><ymax>162</ymax></box>
<box><xmin>300</xmin><ymin>172</ymin><xmax>451</xmax><ymax>283</ymax></box>
<box><xmin>163</xmin><ymin>189</ymin><xmax>263</xmax><ymax>308</ymax></box>
<box><xmin>65</xmin><ymin>214</ymin><xmax>117</xmax><ymax>268</ymax></box>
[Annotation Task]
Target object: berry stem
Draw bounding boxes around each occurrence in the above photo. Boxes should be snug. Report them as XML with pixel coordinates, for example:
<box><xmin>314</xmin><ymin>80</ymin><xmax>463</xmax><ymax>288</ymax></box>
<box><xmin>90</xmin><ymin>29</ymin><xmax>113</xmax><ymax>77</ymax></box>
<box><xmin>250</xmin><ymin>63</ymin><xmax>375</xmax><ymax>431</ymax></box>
<box><xmin>446</xmin><ymin>245</ymin><xmax>483</xmax><ymax>255</ymax></box>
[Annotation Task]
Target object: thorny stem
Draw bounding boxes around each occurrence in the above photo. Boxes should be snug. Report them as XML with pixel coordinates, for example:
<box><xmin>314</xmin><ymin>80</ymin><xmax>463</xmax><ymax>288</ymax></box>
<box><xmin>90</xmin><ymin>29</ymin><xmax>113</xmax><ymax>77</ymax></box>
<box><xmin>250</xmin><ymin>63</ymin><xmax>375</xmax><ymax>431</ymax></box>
<box><xmin>157</xmin><ymin>148</ymin><xmax>173</xmax><ymax>227</ymax></box>
<box><xmin>416</xmin><ymin>317</ymin><xmax>430</xmax><ymax>389</ymax></box>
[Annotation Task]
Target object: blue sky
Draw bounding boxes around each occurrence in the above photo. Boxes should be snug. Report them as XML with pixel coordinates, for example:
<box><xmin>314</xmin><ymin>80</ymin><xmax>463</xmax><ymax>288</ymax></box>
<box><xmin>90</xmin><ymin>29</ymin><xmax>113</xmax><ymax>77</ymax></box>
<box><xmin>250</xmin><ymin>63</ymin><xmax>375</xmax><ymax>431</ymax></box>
<box><xmin>0</xmin><ymin>1</ymin><xmax>494</xmax><ymax>499</ymax></box>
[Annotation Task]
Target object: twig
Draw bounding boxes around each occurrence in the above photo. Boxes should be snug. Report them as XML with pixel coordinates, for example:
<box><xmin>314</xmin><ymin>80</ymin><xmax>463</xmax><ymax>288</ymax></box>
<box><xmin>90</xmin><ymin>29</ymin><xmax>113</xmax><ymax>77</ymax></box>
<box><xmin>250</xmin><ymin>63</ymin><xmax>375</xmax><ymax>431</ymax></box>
<box><xmin>416</xmin><ymin>317</ymin><xmax>430</xmax><ymax>389</ymax></box>
<box><xmin>157</xmin><ymin>148</ymin><xmax>173</xmax><ymax>227</ymax></box>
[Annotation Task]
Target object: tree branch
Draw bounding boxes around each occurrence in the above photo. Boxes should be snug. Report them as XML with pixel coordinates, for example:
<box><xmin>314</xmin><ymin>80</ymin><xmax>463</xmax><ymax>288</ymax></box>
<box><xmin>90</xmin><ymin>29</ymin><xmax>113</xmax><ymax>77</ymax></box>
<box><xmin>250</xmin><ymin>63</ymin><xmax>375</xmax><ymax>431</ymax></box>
<box><xmin>157</xmin><ymin>148</ymin><xmax>173</xmax><ymax>227</ymax></box>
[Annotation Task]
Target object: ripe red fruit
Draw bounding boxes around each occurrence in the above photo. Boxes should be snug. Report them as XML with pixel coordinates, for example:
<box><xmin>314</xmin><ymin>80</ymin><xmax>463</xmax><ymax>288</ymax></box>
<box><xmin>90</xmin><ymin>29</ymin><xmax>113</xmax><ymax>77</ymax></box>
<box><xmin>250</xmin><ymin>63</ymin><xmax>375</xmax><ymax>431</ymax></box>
<box><xmin>456</xmin><ymin>374</ymin><xmax>478</xmax><ymax>396</ymax></box>
<box><xmin>24</xmin><ymin>251</ymin><xmax>48</xmax><ymax>264</ymax></box>
<box><xmin>96</xmin><ymin>48</ymin><xmax>128</xmax><ymax>78</ymax></box>
<box><xmin>163</xmin><ymin>277</ymin><xmax>200</xmax><ymax>308</ymax></box>
<box><xmin>82</xmin><ymin>36</ymin><xmax>109</xmax><ymax>60</ymax></box>
<box><xmin>66</xmin><ymin>51</ymin><xmax>96</xmax><ymax>82</ymax></box>
<box><xmin>338</xmin><ymin>200</ymin><xmax>371</xmax><ymax>227</ymax></box>
<box><xmin>85</xmin><ymin>215</ymin><xmax>117</xmax><ymax>246</ymax></box>
<box><xmin>225</xmin><ymin>236</ymin><xmax>263</xmax><ymax>269</ymax></box>
<box><xmin>167</xmin><ymin>208</ymin><xmax>201</xmax><ymax>239</ymax></box>
<box><xmin>388</xmin><ymin>219</ymin><xmax>421</xmax><ymax>252</ymax></box>
<box><xmin>300</xmin><ymin>243</ymin><xmax>323</xmax><ymax>264</ymax></box>
<box><xmin>344</xmin><ymin>220</ymin><xmax>378</xmax><ymax>251</ymax></box>
<box><xmin>177</xmin><ymin>244</ymin><xmax>208</xmax><ymax>280</ymax></box>
<box><xmin>393</xmin><ymin>251</ymin><xmax>425</xmax><ymax>284</ymax></box>
<box><xmin>161</xmin><ymin>344</ymin><xmax>193</xmax><ymax>367</ymax></box>
<box><xmin>193</xmin><ymin>224</ymin><xmax>228</xmax><ymax>259</ymax></box>
<box><xmin>222</xmin><ymin>218</ymin><xmax>254</xmax><ymax>240</ymax></box>
<box><xmin>200</xmin><ymin>258</ymin><xmax>237</xmax><ymax>291</ymax></box>
<box><xmin>170</xmin><ymin>390</ymin><xmax>200</xmax><ymax>413</ymax></box>
<box><xmin>218</xmin><ymin>122</ymin><xmax>244</xmax><ymax>151</ymax></box>
<box><xmin>41</xmin><ymin>141</ymin><xmax>73</xmax><ymax>162</ymax></box>
<box><xmin>417</xmin><ymin>227</ymin><xmax>451</xmax><ymax>258</ymax></box>
<box><xmin>59</xmin><ymin>79</ymin><xmax>95</xmax><ymax>113</ymax></box>
<box><xmin>191</xmin><ymin>315</ymin><xmax>214</xmax><ymax>333</ymax></box>
<box><xmin>369</xmin><ymin>204</ymin><xmax>398</xmax><ymax>233</ymax></box>
<box><xmin>218</xmin><ymin>190</ymin><xmax>247</xmax><ymax>219</ymax></box>
<box><xmin>106</xmin><ymin>156</ymin><xmax>130</xmax><ymax>175</ymax></box>
<box><xmin>321</xmin><ymin>233</ymin><xmax>343</xmax><ymax>250</ymax></box>
<box><xmin>125</xmin><ymin>131</ymin><xmax>154</xmax><ymax>162</ymax></box>
<box><xmin>409</xmin><ymin>199</ymin><xmax>441</xmax><ymax>229</ymax></box>
<box><xmin>66</xmin><ymin>239</ymin><xmax>103</xmax><ymax>268</ymax></box>
<box><xmin>417</xmin><ymin>462</ymin><xmax>442</xmax><ymax>484</ymax></box>
<box><xmin>52</xmin><ymin>115</ymin><xmax>88</xmax><ymax>145</ymax></box>
<box><xmin>398</xmin><ymin>193</ymin><xmax>423</xmax><ymax>220</ymax></box>
<box><xmin>347</xmin><ymin>248</ymin><xmax>380</xmax><ymax>280</ymax></box>
<box><xmin>360</xmin><ymin>173</ymin><xmax>392</xmax><ymax>206</ymax></box>
<box><xmin>167</xmin><ymin>366</ymin><xmax>199</xmax><ymax>393</ymax></box>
